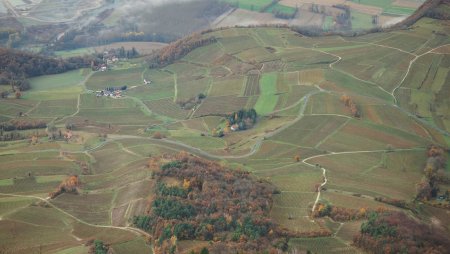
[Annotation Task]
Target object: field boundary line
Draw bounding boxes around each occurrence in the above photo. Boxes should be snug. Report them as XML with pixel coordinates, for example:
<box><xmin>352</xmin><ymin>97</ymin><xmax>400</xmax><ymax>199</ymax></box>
<box><xmin>0</xmin><ymin>193</ymin><xmax>151</xmax><ymax>238</ymax></box>
<box><xmin>314</xmin><ymin>118</ymin><xmax>351</xmax><ymax>149</ymax></box>
<box><xmin>173</xmin><ymin>73</ymin><xmax>178</xmax><ymax>103</ymax></box>
<box><xmin>392</xmin><ymin>43</ymin><xmax>450</xmax><ymax>104</ymax></box>
<box><xmin>24</xmin><ymin>101</ymin><xmax>41</xmax><ymax>115</ymax></box>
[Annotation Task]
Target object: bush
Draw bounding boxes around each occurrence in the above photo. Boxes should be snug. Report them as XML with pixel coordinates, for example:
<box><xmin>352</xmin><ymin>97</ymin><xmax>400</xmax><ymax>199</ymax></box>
<box><xmin>153</xmin><ymin>131</ymin><xmax>165</xmax><ymax>139</ymax></box>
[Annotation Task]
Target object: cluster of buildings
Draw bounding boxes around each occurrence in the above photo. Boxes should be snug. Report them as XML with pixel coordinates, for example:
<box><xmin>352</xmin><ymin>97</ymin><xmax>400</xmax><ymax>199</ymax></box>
<box><xmin>91</xmin><ymin>50</ymin><xmax>120</xmax><ymax>72</ymax></box>
<box><xmin>95</xmin><ymin>89</ymin><xmax>123</xmax><ymax>98</ymax></box>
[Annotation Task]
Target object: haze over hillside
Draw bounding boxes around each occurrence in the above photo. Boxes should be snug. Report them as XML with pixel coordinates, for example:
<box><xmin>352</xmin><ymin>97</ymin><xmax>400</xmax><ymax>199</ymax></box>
<box><xmin>0</xmin><ymin>0</ymin><xmax>426</xmax><ymax>54</ymax></box>
<box><xmin>0</xmin><ymin>0</ymin><xmax>449</xmax><ymax>254</ymax></box>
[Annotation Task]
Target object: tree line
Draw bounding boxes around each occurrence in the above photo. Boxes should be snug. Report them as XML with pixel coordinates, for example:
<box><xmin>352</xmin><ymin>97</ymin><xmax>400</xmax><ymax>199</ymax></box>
<box><xmin>0</xmin><ymin>47</ymin><xmax>94</xmax><ymax>90</ymax></box>
<box><xmin>147</xmin><ymin>34</ymin><xmax>216</xmax><ymax>68</ymax></box>
<box><xmin>340</xmin><ymin>94</ymin><xmax>361</xmax><ymax>118</ymax></box>
<box><xmin>313</xmin><ymin>202</ymin><xmax>377</xmax><ymax>222</ymax></box>
<box><xmin>416</xmin><ymin>145</ymin><xmax>449</xmax><ymax>205</ymax></box>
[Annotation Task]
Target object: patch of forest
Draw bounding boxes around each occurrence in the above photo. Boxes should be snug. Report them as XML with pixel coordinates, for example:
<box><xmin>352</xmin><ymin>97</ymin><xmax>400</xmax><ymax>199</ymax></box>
<box><xmin>133</xmin><ymin>152</ymin><xmax>294</xmax><ymax>254</ymax></box>
<box><xmin>353</xmin><ymin>211</ymin><xmax>450</xmax><ymax>253</ymax></box>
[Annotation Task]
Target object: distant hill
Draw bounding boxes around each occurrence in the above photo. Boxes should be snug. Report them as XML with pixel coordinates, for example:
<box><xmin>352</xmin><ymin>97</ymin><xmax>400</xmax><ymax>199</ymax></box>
<box><xmin>392</xmin><ymin>0</ymin><xmax>448</xmax><ymax>28</ymax></box>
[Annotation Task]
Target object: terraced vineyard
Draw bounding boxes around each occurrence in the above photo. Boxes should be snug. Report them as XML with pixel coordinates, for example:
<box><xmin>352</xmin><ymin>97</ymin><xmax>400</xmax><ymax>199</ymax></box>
<box><xmin>0</xmin><ymin>2</ymin><xmax>449</xmax><ymax>253</ymax></box>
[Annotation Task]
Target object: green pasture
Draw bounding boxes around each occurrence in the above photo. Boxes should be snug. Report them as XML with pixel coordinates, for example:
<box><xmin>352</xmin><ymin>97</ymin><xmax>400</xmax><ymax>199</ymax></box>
<box><xmin>351</xmin><ymin>11</ymin><xmax>375</xmax><ymax>30</ymax></box>
<box><xmin>323</xmin><ymin>16</ymin><xmax>334</xmax><ymax>31</ymax></box>
<box><xmin>221</xmin><ymin>0</ymin><xmax>273</xmax><ymax>11</ymax></box>
<box><xmin>28</xmin><ymin>69</ymin><xmax>88</xmax><ymax>91</ymax></box>
<box><xmin>266</xmin><ymin>3</ymin><xmax>296</xmax><ymax>15</ymax></box>
<box><xmin>254</xmin><ymin>73</ymin><xmax>278</xmax><ymax>115</ymax></box>
<box><xmin>24</xmin><ymin>86</ymin><xmax>83</xmax><ymax>101</ymax></box>
<box><xmin>54</xmin><ymin>246</ymin><xmax>90</xmax><ymax>254</ymax></box>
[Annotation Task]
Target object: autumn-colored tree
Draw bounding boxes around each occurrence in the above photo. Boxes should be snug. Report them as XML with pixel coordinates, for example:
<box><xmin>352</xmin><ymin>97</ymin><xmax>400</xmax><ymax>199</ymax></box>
<box><xmin>223</xmin><ymin>126</ymin><xmax>231</xmax><ymax>134</ymax></box>
<box><xmin>358</xmin><ymin>207</ymin><xmax>367</xmax><ymax>217</ymax></box>
<box><xmin>153</xmin><ymin>132</ymin><xmax>165</xmax><ymax>139</ymax></box>
<box><xmin>340</xmin><ymin>94</ymin><xmax>351</xmax><ymax>106</ymax></box>
<box><xmin>294</xmin><ymin>155</ymin><xmax>300</xmax><ymax>162</ymax></box>
<box><xmin>182</xmin><ymin>179</ymin><xmax>191</xmax><ymax>190</ymax></box>
<box><xmin>14</xmin><ymin>91</ymin><xmax>21</xmax><ymax>99</ymax></box>
<box><xmin>340</xmin><ymin>94</ymin><xmax>360</xmax><ymax>118</ymax></box>
<box><xmin>416</xmin><ymin>145</ymin><xmax>448</xmax><ymax>201</ymax></box>
<box><xmin>30</xmin><ymin>135</ymin><xmax>38</xmax><ymax>145</ymax></box>
<box><xmin>49</xmin><ymin>175</ymin><xmax>80</xmax><ymax>199</ymax></box>
<box><xmin>428</xmin><ymin>145</ymin><xmax>444</xmax><ymax>157</ymax></box>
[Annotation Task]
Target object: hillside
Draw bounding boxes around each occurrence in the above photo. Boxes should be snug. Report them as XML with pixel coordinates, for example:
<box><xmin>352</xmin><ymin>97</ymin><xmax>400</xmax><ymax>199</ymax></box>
<box><xmin>0</xmin><ymin>0</ymin><xmax>427</xmax><ymax>55</ymax></box>
<box><xmin>0</xmin><ymin>1</ymin><xmax>449</xmax><ymax>253</ymax></box>
<box><xmin>0</xmin><ymin>48</ymin><xmax>92</xmax><ymax>89</ymax></box>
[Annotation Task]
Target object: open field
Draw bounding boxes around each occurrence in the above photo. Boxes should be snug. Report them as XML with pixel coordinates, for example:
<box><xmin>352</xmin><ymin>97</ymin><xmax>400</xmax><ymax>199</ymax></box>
<box><xmin>221</xmin><ymin>0</ymin><xmax>273</xmax><ymax>11</ymax></box>
<box><xmin>289</xmin><ymin>237</ymin><xmax>360</xmax><ymax>253</ymax></box>
<box><xmin>28</xmin><ymin>69</ymin><xmax>89</xmax><ymax>91</ymax></box>
<box><xmin>271</xmin><ymin>115</ymin><xmax>349</xmax><ymax>148</ymax></box>
<box><xmin>85</xmin><ymin>67</ymin><xmax>143</xmax><ymax>91</ymax></box>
